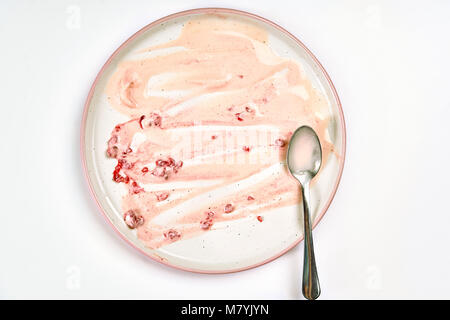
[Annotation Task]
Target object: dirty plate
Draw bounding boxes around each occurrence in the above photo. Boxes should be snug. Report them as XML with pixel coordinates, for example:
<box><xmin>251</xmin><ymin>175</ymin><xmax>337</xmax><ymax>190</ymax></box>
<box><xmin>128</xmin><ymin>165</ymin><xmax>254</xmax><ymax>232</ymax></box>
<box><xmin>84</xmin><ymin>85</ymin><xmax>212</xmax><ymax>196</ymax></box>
<box><xmin>81</xmin><ymin>8</ymin><xmax>345</xmax><ymax>273</ymax></box>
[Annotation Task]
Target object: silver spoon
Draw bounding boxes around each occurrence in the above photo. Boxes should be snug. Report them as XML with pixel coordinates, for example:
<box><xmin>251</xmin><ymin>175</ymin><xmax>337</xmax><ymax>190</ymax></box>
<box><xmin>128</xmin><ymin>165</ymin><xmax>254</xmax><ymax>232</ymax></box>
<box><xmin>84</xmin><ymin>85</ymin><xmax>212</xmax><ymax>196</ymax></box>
<box><xmin>286</xmin><ymin>125</ymin><xmax>322</xmax><ymax>300</ymax></box>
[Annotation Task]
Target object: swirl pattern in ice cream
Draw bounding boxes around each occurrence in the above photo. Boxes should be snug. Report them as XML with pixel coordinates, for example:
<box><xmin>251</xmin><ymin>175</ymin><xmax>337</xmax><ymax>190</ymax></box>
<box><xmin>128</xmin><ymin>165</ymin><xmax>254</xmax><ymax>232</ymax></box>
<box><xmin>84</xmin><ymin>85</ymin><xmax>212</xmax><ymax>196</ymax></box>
<box><xmin>105</xmin><ymin>14</ymin><xmax>335</xmax><ymax>248</ymax></box>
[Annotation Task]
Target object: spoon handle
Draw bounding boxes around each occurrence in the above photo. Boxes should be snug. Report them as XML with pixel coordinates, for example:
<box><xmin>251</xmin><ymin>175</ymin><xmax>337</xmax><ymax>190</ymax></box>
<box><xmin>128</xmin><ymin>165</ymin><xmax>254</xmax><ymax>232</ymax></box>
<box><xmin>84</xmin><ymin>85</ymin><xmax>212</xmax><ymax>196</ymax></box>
<box><xmin>301</xmin><ymin>181</ymin><xmax>321</xmax><ymax>300</ymax></box>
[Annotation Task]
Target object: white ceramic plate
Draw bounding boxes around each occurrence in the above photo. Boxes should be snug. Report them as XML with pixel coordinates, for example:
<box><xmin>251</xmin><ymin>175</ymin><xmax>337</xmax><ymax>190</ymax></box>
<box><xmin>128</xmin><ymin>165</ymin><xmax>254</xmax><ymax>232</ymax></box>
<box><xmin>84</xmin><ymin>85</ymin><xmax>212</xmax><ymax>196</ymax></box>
<box><xmin>81</xmin><ymin>8</ymin><xmax>346</xmax><ymax>273</ymax></box>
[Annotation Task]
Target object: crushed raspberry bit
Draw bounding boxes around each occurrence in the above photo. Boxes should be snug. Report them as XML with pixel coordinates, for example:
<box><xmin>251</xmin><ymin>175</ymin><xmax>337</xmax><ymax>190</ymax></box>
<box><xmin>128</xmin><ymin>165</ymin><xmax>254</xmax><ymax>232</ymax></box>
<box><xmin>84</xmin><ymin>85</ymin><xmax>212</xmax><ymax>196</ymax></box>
<box><xmin>257</xmin><ymin>216</ymin><xmax>264</xmax><ymax>222</ymax></box>
<box><xmin>235</xmin><ymin>113</ymin><xmax>244</xmax><ymax>121</ymax></box>
<box><xmin>139</xmin><ymin>113</ymin><xmax>162</xmax><ymax>128</ymax></box>
<box><xmin>247</xmin><ymin>196</ymin><xmax>255</xmax><ymax>201</ymax></box>
<box><xmin>113</xmin><ymin>159</ymin><xmax>123</xmax><ymax>171</ymax></box>
<box><xmin>106</xmin><ymin>145</ymin><xmax>119</xmax><ymax>158</ymax></box>
<box><xmin>139</xmin><ymin>115</ymin><xmax>145</xmax><ymax>129</ymax></box>
<box><xmin>114</xmin><ymin>125</ymin><xmax>122</xmax><ymax>132</ymax></box>
<box><xmin>122</xmin><ymin>160</ymin><xmax>133</xmax><ymax>169</ymax></box>
<box><xmin>148</xmin><ymin>113</ymin><xmax>162</xmax><ymax>127</ymax></box>
<box><xmin>123</xmin><ymin>210</ymin><xmax>144</xmax><ymax>229</ymax></box>
<box><xmin>151</xmin><ymin>166</ymin><xmax>167</xmax><ymax>177</ymax></box>
<box><xmin>113</xmin><ymin>160</ymin><xmax>130</xmax><ymax>184</ymax></box>
<box><xmin>224</xmin><ymin>203</ymin><xmax>234</xmax><ymax>213</ymax></box>
<box><xmin>153</xmin><ymin>157</ymin><xmax>183</xmax><ymax>176</ymax></box>
<box><xmin>200</xmin><ymin>220</ymin><xmax>213</xmax><ymax>230</ymax></box>
<box><xmin>200</xmin><ymin>211</ymin><xmax>215</xmax><ymax>230</ymax></box>
<box><xmin>238</xmin><ymin>74</ymin><xmax>244</xmax><ymax>79</ymax></box>
<box><xmin>275</xmin><ymin>138</ymin><xmax>286</xmax><ymax>147</ymax></box>
<box><xmin>125</xmin><ymin>147</ymin><xmax>132</xmax><ymax>154</ymax></box>
<box><xmin>108</xmin><ymin>135</ymin><xmax>118</xmax><ymax>145</ymax></box>
<box><xmin>245</xmin><ymin>106</ymin><xmax>253</xmax><ymax>113</ymax></box>
<box><xmin>130</xmin><ymin>181</ymin><xmax>144</xmax><ymax>194</ymax></box>
<box><xmin>242</xmin><ymin>146</ymin><xmax>251</xmax><ymax>152</ymax></box>
<box><xmin>106</xmin><ymin>135</ymin><xmax>119</xmax><ymax>158</ymax></box>
<box><xmin>211</xmin><ymin>135</ymin><xmax>217</xmax><ymax>140</ymax></box>
<box><xmin>164</xmin><ymin>229</ymin><xmax>181</xmax><ymax>241</ymax></box>
<box><xmin>155</xmin><ymin>160</ymin><xmax>167</xmax><ymax>167</ymax></box>
<box><xmin>155</xmin><ymin>159</ymin><xmax>169</xmax><ymax>167</ymax></box>
<box><xmin>116</xmin><ymin>175</ymin><xmax>129</xmax><ymax>184</ymax></box>
<box><xmin>173</xmin><ymin>160</ymin><xmax>183</xmax><ymax>173</ymax></box>
<box><xmin>141</xmin><ymin>167</ymin><xmax>148</xmax><ymax>173</ymax></box>
<box><xmin>156</xmin><ymin>192</ymin><xmax>169</xmax><ymax>201</ymax></box>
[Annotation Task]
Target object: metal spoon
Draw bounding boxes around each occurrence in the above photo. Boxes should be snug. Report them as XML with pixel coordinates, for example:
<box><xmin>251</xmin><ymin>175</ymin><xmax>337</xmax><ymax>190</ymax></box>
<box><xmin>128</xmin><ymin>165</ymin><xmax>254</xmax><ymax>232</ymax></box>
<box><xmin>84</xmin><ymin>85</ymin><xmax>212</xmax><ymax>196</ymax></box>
<box><xmin>286</xmin><ymin>125</ymin><xmax>322</xmax><ymax>300</ymax></box>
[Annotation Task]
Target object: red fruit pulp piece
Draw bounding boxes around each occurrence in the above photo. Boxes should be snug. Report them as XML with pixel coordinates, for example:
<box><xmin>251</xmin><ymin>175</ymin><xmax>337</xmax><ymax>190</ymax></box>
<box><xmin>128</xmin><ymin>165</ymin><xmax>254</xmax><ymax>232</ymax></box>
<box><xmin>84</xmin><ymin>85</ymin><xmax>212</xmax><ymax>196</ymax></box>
<box><xmin>123</xmin><ymin>210</ymin><xmax>144</xmax><ymax>229</ymax></box>
<box><xmin>242</xmin><ymin>146</ymin><xmax>251</xmax><ymax>152</ymax></box>
<box><xmin>106</xmin><ymin>135</ymin><xmax>119</xmax><ymax>158</ymax></box>
<box><xmin>135</xmin><ymin>215</ymin><xmax>144</xmax><ymax>226</ymax></box>
<box><xmin>140</xmin><ymin>113</ymin><xmax>162</xmax><ymax>128</ymax></box>
<box><xmin>275</xmin><ymin>138</ymin><xmax>286</xmax><ymax>147</ymax></box>
<box><xmin>173</xmin><ymin>160</ymin><xmax>183</xmax><ymax>173</ymax></box>
<box><xmin>235</xmin><ymin>113</ymin><xmax>244</xmax><ymax>121</ymax></box>
<box><xmin>113</xmin><ymin>171</ymin><xmax>121</xmax><ymax>182</ymax></box>
<box><xmin>151</xmin><ymin>113</ymin><xmax>162</xmax><ymax>127</ymax></box>
<box><xmin>164</xmin><ymin>229</ymin><xmax>181</xmax><ymax>240</ymax></box>
<box><xmin>155</xmin><ymin>159</ymin><xmax>169</xmax><ymax>167</ymax></box>
<box><xmin>151</xmin><ymin>166</ymin><xmax>166</xmax><ymax>177</ymax></box>
<box><xmin>108</xmin><ymin>135</ymin><xmax>118</xmax><ymax>145</ymax></box>
<box><xmin>257</xmin><ymin>216</ymin><xmax>263</xmax><ymax>222</ymax></box>
<box><xmin>122</xmin><ymin>161</ymin><xmax>133</xmax><ymax>169</ymax></box>
<box><xmin>131</xmin><ymin>181</ymin><xmax>144</xmax><ymax>194</ymax></box>
<box><xmin>200</xmin><ymin>211</ymin><xmax>215</xmax><ymax>230</ymax></box>
<box><xmin>139</xmin><ymin>115</ymin><xmax>145</xmax><ymax>129</ymax></box>
<box><xmin>113</xmin><ymin>160</ymin><xmax>129</xmax><ymax>183</ymax></box>
<box><xmin>224</xmin><ymin>204</ymin><xmax>234</xmax><ymax>213</ymax></box>
<box><xmin>141</xmin><ymin>167</ymin><xmax>148</xmax><ymax>173</ymax></box>
<box><xmin>107</xmin><ymin>146</ymin><xmax>119</xmax><ymax>158</ymax></box>
<box><xmin>200</xmin><ymin>220</ymin><xmax>213</xmax><ymax>230</ymax></box>
<box><xmin>247</xmin><ymin>196</ymin><xmax>255</xmax><ymax>201</ymax></box>
<box><xmin>156</xmin><ymin>192</ymin><xmax>169</xmax><ymax>201</ymax></box>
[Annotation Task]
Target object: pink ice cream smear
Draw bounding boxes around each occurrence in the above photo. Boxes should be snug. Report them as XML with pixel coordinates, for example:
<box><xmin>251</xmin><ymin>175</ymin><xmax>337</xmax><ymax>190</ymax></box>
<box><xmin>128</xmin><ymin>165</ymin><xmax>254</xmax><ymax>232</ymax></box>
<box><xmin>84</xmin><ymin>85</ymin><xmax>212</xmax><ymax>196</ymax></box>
<box><xmin>105</xmin><ymin>14</ymin><xmax>335</xmax><ymax>249</ymax></box>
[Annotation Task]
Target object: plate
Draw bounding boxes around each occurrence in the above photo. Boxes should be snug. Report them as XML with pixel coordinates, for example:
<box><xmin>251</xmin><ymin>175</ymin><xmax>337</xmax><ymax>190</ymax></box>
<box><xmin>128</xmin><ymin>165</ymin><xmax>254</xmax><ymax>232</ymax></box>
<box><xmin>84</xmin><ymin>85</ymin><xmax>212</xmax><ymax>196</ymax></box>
<box><xmin>81</xmin><ymin>8</ymin><xmax>346</xmax><ymax>273</ymax></box>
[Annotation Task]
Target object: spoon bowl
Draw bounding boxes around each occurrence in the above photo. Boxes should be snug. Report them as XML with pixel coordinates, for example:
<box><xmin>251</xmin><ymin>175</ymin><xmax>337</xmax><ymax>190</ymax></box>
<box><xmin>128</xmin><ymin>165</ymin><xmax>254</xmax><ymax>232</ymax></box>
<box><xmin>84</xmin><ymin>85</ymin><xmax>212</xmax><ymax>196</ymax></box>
<box><xmin>286</xmin><ymin>125</ymin><xmax>322</xmax><ymax>300</ymax></box>
<box><xmin>287</xmin><ymin>126</ymin><xmax>322</xmax><ymax>180</ymax></box>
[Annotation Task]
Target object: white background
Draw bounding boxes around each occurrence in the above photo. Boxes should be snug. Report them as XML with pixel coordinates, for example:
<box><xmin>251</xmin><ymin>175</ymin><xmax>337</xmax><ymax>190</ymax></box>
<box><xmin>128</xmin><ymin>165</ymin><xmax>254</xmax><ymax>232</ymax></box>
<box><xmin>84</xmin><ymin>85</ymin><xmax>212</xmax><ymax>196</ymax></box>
<box><xmin>1</xmin><ymin>0</ymin><xmax>449</xmax><ymax>299</ymax></box>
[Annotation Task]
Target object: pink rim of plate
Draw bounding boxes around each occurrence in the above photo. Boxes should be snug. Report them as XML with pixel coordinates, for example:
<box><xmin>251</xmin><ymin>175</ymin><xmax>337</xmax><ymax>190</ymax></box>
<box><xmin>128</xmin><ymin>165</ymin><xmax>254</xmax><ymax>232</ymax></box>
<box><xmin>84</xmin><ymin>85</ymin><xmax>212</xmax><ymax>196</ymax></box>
<box><xmin>80</xmin><ymin>8</ymin><xmax>346</xmax><ymax>274</ymax></box>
